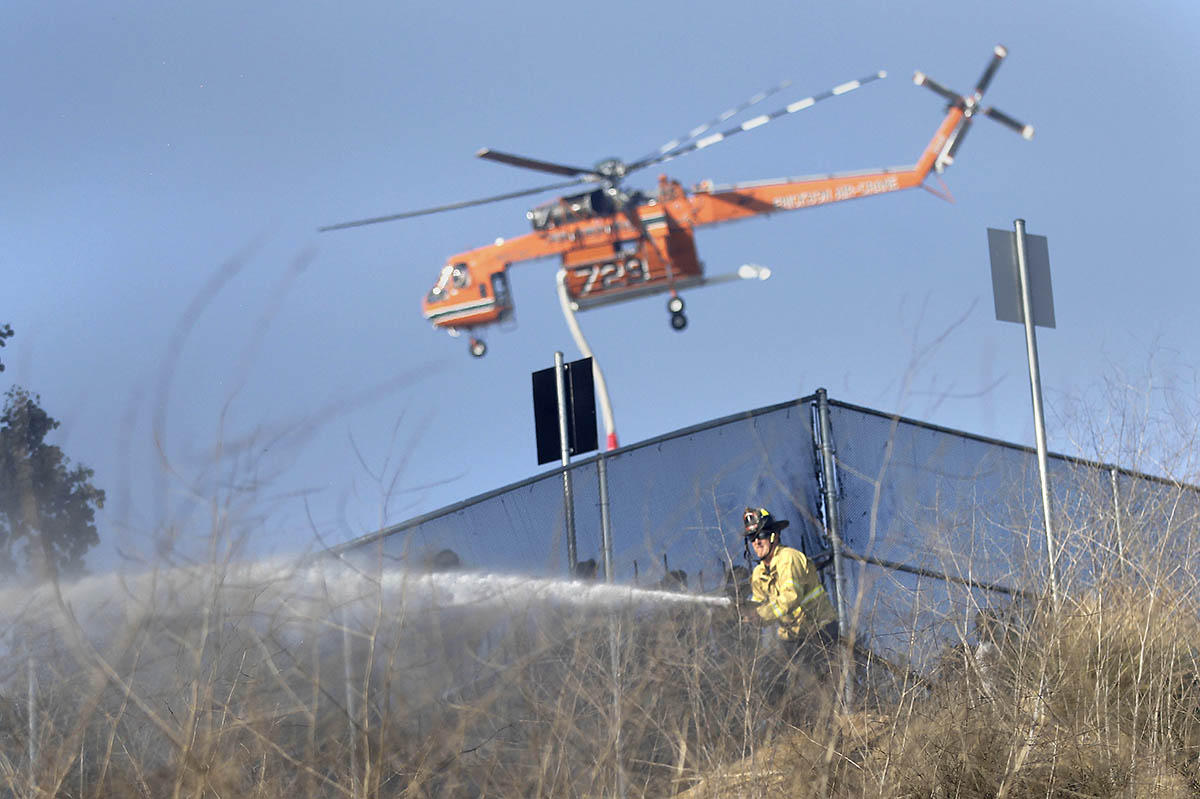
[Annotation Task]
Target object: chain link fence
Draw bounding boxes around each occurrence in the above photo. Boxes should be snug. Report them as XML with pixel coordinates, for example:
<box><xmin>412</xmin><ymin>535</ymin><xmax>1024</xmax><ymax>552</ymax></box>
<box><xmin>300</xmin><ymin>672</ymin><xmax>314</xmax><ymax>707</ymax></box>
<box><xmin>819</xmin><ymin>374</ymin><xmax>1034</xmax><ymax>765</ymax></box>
<box><xmin>336</xmin><ymin>392</ymin><xmax>1200</xmax><ymax>672</ymax></box>
<box><xmin>336</xmin><ymin>399</ymin><xmax>823</xmax><ymax>591</ymax></box>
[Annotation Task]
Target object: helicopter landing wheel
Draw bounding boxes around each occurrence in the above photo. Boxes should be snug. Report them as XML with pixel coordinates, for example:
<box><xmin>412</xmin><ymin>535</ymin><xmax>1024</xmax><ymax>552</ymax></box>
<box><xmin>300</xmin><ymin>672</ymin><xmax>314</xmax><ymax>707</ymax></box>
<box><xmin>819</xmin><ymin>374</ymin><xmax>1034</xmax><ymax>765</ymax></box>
<box><xmin>469</xmin><ymin>337</ymin><xmax>488</xmax><ymax>358</ymax></box>
<box><xmin>667</xmin><ymin>295</ymin><xmax>685</xmax><ymax>314</ymax></box>
<box><xmin>670</xmin><ymin>311</ymin><xmax>688</xmax><ymax>331</ymax></box>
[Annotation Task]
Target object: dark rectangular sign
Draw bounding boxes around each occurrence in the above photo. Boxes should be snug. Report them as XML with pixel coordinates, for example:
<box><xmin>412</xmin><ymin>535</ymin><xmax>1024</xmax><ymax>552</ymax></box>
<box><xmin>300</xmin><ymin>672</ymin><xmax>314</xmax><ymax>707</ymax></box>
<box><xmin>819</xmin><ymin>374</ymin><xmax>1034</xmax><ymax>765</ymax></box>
<box><xmin>987</xmin><ymin>227</ymin><xmax>1056</xmax><ymax>328</ymax></box>
<box><xmin>532</xmin><ymin>357</ymin><xmax>598</xmax><ymax>465</ymax></box>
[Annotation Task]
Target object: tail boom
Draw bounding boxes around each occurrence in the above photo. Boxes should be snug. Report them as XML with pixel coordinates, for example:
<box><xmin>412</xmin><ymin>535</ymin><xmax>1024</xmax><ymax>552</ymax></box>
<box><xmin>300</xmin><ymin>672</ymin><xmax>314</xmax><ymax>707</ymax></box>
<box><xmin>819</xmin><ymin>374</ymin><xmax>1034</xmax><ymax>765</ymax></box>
<box><xmin>681</xmin><ymin>108</ymin><xmax>964</xmax><ymax>227</ymax></box>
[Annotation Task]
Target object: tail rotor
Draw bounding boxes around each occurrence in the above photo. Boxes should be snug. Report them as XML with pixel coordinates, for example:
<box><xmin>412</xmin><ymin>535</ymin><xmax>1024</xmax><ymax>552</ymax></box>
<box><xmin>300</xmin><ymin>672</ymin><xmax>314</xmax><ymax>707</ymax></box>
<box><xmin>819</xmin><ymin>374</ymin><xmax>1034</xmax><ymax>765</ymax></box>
<box><xmin>914</xmin><ymin>45</ymin><xmax>1034</xmax><ymax>172</ymax></box>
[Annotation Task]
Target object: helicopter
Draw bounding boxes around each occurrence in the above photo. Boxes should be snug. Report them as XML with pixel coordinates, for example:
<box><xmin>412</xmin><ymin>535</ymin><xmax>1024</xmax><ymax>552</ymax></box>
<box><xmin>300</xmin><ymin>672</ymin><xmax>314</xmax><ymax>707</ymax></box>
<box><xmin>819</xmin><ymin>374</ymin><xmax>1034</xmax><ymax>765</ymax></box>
<box><xmin>322</xmin><ymin>46</ymin><xmax>1032</xmax><ymax>358</ymax></box>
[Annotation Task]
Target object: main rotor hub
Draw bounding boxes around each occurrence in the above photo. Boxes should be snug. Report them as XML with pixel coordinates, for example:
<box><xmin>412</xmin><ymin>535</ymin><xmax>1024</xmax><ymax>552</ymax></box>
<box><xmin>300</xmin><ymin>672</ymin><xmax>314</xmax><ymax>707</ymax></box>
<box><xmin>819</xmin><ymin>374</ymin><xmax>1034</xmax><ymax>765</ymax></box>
<box><xmin>593</xmin><ymin>158</ymin><xmax>628</xmax><ymax>180</ymax></box>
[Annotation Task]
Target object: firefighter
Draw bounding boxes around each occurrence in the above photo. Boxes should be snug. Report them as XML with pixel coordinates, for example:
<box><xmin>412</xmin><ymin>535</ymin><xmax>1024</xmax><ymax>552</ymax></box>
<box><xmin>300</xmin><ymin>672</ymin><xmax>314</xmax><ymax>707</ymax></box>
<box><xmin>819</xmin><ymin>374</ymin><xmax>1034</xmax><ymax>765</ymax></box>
<box><xmin>739</xmin><ymin>507</ymin><xmax>840</xmax><ymax>681</ymax></box>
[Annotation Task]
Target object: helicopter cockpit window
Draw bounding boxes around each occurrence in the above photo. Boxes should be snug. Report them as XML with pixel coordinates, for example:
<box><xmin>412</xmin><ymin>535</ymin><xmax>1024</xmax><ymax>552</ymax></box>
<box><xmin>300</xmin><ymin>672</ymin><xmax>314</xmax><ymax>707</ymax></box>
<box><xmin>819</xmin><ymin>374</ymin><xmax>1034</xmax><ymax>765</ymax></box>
<box><xmin>450</xmin><ymin>263</ymin><xmax>470</xmax><ymax>288</ymax></box>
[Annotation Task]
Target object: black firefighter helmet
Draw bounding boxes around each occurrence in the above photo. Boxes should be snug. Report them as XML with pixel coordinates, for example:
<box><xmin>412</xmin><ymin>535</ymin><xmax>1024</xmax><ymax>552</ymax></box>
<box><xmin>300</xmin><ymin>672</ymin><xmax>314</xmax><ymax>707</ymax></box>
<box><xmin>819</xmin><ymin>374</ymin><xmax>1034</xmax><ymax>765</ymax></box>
<box><xmin>742</xmin><ymin>506</ymin><xmax>790</xmax><ymax>543</ymax></box>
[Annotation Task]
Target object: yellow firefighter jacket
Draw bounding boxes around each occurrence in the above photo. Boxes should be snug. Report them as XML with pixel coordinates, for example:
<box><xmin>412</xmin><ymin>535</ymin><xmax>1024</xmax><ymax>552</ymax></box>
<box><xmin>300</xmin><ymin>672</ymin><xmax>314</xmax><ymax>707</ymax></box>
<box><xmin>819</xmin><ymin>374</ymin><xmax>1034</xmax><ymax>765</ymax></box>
<box><xmin>751</xmin><ymin>545</ymin><xmax>837</xmax><ymax>641</ymax></box>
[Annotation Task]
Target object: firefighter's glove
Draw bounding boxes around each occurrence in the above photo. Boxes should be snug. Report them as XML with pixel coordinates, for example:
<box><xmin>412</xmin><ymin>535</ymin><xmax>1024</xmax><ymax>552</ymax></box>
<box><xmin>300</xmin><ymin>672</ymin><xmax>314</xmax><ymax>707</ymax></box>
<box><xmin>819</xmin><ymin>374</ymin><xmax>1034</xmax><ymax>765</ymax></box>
<box><xmin>738</xmin><ymin>601</ymin><xmax>763</xmax><ymax>625</ymax></box>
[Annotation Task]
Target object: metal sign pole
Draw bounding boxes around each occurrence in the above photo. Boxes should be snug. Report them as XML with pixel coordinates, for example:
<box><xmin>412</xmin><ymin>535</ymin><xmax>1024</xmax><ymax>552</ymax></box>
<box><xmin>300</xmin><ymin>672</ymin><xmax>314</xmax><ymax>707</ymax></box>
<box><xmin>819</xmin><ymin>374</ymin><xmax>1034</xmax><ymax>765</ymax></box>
<box><xmin>988</xmin><ymin>220</ymin><xmax>1059</xmax><ymax>608</ymax></box>
<box><xmin>554</xmin><ymin>351</ymin><xmax>578</xmax><ymax>572</ymax></box>
<box><xmin>1014</xmin><ymin>218</ymin><xmax>1059</xmax><ymax>608</ymax></box>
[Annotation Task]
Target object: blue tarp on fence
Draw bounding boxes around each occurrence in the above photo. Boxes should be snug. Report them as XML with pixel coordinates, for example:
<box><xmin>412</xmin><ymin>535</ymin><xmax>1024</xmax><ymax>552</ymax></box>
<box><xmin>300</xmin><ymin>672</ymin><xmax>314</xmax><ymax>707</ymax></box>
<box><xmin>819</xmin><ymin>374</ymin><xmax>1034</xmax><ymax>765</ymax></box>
<box><xmin>336</xmin><ymin>394</ymin><xmax>1200</xmax><ymax>669</ymax></box>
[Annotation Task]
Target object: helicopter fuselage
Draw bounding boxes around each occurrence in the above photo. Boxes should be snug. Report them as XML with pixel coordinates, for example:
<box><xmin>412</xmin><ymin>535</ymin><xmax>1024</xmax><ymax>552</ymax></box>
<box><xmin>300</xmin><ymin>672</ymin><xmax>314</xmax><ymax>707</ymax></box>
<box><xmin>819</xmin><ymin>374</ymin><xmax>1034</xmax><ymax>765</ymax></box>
<box><xmin>420</xmin><ymin>107</ymin><xmax>961</xmax><ymax>337</ymax></box>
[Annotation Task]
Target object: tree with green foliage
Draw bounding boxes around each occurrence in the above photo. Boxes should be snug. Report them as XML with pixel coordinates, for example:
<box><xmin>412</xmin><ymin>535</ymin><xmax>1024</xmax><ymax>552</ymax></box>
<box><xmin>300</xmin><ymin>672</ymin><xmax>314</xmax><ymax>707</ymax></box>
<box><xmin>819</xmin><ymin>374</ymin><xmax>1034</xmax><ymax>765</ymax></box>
<box><xmin>0</xmin><ymin>386</ymin><xmax>105</xmax><ymax>579</ymax></box>
<box><xmin>0</xmin><ymin>323</ymin><xmax>12</xmax><ymax>372</ymax></box>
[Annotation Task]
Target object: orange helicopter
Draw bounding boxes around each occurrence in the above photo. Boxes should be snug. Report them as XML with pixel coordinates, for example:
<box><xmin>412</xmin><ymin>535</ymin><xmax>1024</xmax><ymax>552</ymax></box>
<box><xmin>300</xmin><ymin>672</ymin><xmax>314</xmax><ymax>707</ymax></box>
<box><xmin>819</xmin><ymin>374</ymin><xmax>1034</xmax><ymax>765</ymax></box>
<box><xmin>322</xmin><ymin>46</ymin><xmax>1032</xmax><ymax>358</ymax></box>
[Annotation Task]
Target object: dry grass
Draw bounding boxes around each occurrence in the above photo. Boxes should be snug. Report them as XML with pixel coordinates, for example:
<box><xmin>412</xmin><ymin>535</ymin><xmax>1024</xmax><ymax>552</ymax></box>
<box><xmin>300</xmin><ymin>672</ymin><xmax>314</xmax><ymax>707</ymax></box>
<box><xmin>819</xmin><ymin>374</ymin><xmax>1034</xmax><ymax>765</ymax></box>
<box><xmin>0</xmin><ymin>523</ymin><xmax>1198</xmax><ymax>799</ymax></box>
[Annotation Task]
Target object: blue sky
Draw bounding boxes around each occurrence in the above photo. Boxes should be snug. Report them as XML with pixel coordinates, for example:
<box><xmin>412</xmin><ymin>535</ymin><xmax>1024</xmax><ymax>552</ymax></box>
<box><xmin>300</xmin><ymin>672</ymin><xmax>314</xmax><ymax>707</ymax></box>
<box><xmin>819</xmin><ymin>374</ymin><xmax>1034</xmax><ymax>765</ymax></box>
<box><xmin>5</xmin><ymin>0</ymin><xmax>1200</xmax><ymax>569</ymax></box>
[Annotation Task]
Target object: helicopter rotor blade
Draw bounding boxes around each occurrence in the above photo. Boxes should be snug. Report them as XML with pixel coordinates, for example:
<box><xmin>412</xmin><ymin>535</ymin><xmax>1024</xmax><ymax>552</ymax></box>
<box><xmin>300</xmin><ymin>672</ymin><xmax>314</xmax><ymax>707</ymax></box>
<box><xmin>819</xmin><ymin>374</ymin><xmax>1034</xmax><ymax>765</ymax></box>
<box><xmin>475</xmin><ymin>148</ymin><xmax>598</xmax><ymax>178</ymax></box>
<box><xmin>912</xmin><ymin>71</ymin><xmax>962</xmax><ymax>105</ymax></box>
<box><xmin>982</xmin><ymin>106</ymin><xmax>1035</xmax><ymax>140</ymax></box>
<box><xmin>628</xmin><ymin>78</ymin><xmax>795</xmax><ymax>170</ymax></box>
<box><xmin>318</xmin><ymin>177</ymin><xmax>594</xmax><ymax>232</ymax></box>
<box><xmin>627</xmin><ymin>71</ymin><xmax>887</xmax><ymax>174</ymax></box>
<box><xmin>973</xmin><ymin>45</ymin><xmax>1007</xmax><ymax>99</ymax></box>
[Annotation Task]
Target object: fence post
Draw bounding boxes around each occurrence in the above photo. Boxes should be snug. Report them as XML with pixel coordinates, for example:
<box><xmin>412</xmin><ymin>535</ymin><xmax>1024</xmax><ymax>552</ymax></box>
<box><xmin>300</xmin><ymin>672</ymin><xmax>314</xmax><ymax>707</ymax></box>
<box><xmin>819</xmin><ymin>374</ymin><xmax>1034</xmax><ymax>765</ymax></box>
<box><xmin>815</xmin><ymin>389</ymin><xmax>853</xmax><ymax>708</ymax></box>
<box><xmin>599</xmin><ymin>453</ymin><xmax>614</xmax><ymax>582</ymax></box>
<box><xmin>1110</xmin><ymin>466</ymin><xmax>1125</xmax><ymax>568</ymax></box>
<box><xmin>815</xmin><ymin>389</ymin><xmax>849</xmax><ymax>633</ymax></box>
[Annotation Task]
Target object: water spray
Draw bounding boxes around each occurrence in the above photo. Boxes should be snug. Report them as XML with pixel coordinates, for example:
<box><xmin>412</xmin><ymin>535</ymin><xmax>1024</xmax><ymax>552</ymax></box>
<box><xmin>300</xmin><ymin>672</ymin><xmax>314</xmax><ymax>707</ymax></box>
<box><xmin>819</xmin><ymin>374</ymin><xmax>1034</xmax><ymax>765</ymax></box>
<box><xmin>0</xmin><ymin>559</ymin><xmax>731</xmax><ymax>642</ymax></box>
